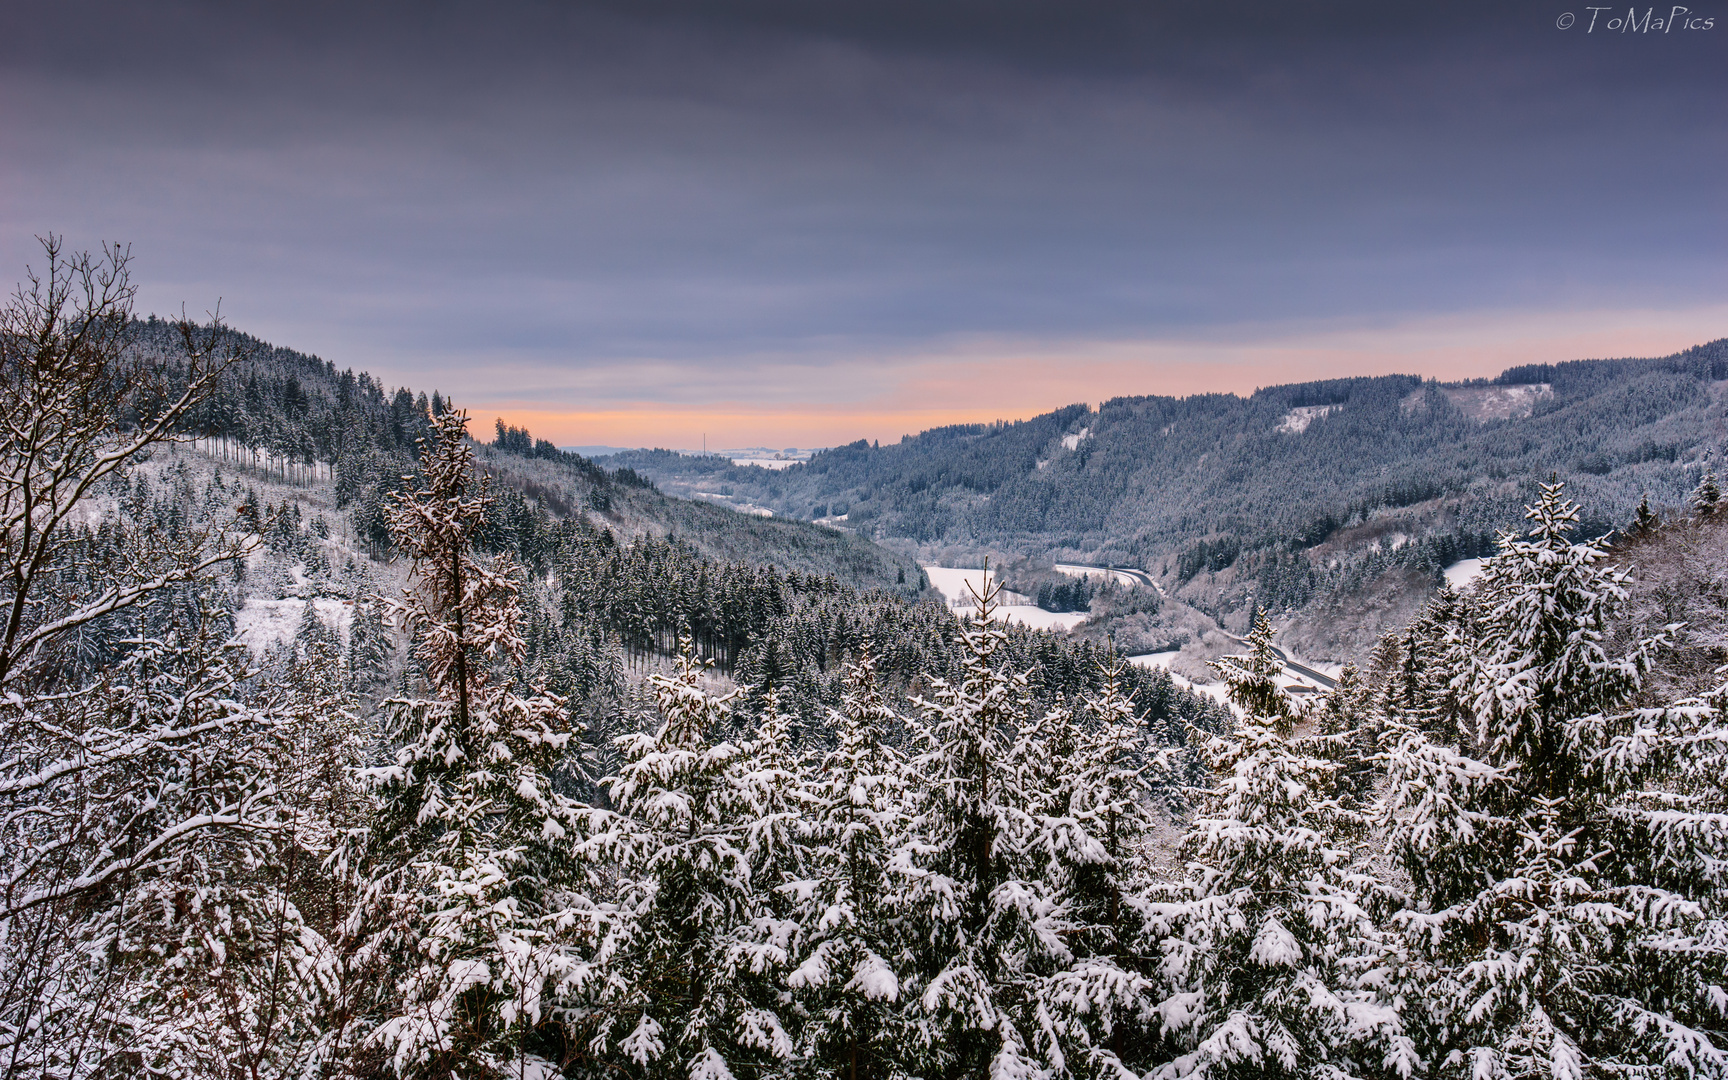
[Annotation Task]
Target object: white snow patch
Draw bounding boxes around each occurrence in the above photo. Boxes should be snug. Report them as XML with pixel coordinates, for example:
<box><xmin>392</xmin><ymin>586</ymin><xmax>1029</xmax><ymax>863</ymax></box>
<box><xmin>921</xmin><ymin>565</ymin><xmax>1086</xmax><ymax>632</ymax></box>
<box><xmin>923</xmin><ymin>566</ymin><xmax>997</xmax><ymax>607</ymax></box>
<box><xmin>233</xmin><ymin>597</ymin><xmax>353</xmax><ymax>655</ymax></box>
<box><xmin>1129</xmin><ymin>650</ymin><xmax>1181</xmax><ymax>671</ymax></box>
<box><xmin>729</xmin><ymin>458</ymin><xmax>800</xmax><ymax>470</ymax></box>
<box><xmin>996</xmin><ymin>606</ymin><xmax>1090</xmax><ymax>631</ymax></box>
<box><xmin>1061</xmin><ymin>427</ymin><xmax>1092</xmax><ymax>451</ymax></box>
<box><xmin>849</xmin><ymin>952</ymin><xmax>900</xmax><ymax>1002</ymax></box>
<box><xmin>1438</xmin><ymin>383</ymin><xmax>1553</xmax><ymax>422</ymax></box>
<box><xmin>1128</xmin><ymin>653</ymin><xmax>1238</xmax><ymax>713</ymax></box>
<box><xmin>1276</xmin><ymin>405</ymin><xmax>1339</xmax><ymax>434</ymax></box>
<box><xmin>692</xmin><ymin>492</ymin><xmax>774</xmax><ymax>517</ymax></box>
<box><xmin>1443</xmin><ymin>557</ymin><xmax>1486</xmax><ymax>592</ymax></box>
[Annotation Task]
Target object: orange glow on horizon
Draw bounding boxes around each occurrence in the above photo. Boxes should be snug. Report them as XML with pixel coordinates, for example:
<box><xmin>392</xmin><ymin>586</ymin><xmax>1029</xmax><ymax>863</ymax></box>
<box><xmin>471</xmin><ymin>306</ymin><xmax>1728</xmax><ymax>450</ymax></box>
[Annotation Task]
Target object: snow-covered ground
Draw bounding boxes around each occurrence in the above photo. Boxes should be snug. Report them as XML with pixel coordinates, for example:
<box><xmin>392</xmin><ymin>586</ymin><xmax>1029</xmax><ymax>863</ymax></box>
<box><xmin>1276</xmin><ymin>405</ymin><xmax>1339</xmax><ymax>434</ymax></box>
<box><xmin>996</xmin><ymin>607</ymin><xmax>1092</xmax><ymax>631</ymax></box>
<box><xmin>1127</xmin><ymin>652</ymin><xmax>1237</xmax><ymax>713</ymax></box>
<box><xmin>728</xmin><ymin>458</ymin><xmax>801</xmax><ymax>470</ymax></box>
<box><xmin>1444</xmin><ymin>557</ymin><xmax>1487</xmax><ymax>592</ymax></box>
<box><xmin>1437</xmin><ymin>383</ymin><xmax>1553</xmax><ymax>422</ymax></box>
<box><xmin>722</xmin><ymin>446</ymin><xmax>822</xmax><ymax>470</ymax></box>
<box><xmin>922</xmin><ymin>565</ymin><xmax>1090</xmax><ymax>632</ymax></box>
<box><xmin>691</xmin><ymin>492</ymin><xmax>775</xmax><ymax>516</ymax></box>
<box><xmin>234</xmin><ymin>597</ymin><xmax>354</xmax><ymax>655</ymax></box>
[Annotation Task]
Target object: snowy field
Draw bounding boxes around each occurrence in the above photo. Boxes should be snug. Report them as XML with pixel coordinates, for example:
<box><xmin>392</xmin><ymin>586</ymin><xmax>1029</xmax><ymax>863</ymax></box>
<box><xmin>1276</xmin><ymin>404</ymin><xmax>1339</xmax><ymax>434</ymax></box>
<box><xmin>728</xmin><ymin>458</ymin><xmax>801</xmax><ymax>470</ymax></box>
<box><xmin>721</xmin><ymin>446</ymin><xmax>822</xmax><ymax>470</ymax></box>
<box><xmin>922</xmin><ymin>566</ymin><xmax>1091</xmax><ymax>632</ymax></box>
<box><xmin>234</xmin><ymin>597</ymin><xmax>354</xmax><ymax>654</ymax></box>
<box><xmin>1444</xmin><ymin>557</ymin><xmax>1486</xmax><ymax>592</ymax></box>
<box><xmin>690</xmin><ymin>492</ymin><xmax>775</xmax><ymax>516</ymax></box>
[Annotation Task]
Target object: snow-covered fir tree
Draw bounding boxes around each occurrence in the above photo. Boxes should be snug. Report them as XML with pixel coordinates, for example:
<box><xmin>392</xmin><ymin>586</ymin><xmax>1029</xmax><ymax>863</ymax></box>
<box><xmin>787</xmin><ymin>647</ymin><xmax>916</xmax><ymax>1079</ymax></box>
<box><xmin>1310</xmin><ymin>663</ymin><xmax>1385</xmax><ymax>810</ymax></box>
<box><xmin>1140</xmin><ymin>619</ymin><xmax>1414</xmax><ymax>1079</ymax></box>
<box><xmin>1383</xmin><ymin>480</ymin><xmax>1728</xmax><ymax>1077</ymax></box>
<box><xmin>593</xmin><ymin>637</ymin><xmax>799</xmax><ymax>1078</ymax></box>
<box><xmin>354</xmin><ymin>409</ymin><xmax>609</xmax><ymax>1079</ymax></box>
<box><xmin>1022</xmin><ymin>654</ymin><xmax>1168</xmax><ymax>1076</ymax></box>
<box><xmin>897</xmin><ymin>572</ymin><xmax>1073</xmax><ymax>1079</ymax></box>
<box><xmin>1694</xmin><ymin>467</ymin><xmax>1722</xmax><ymax>518</ymax></box>
<box><xmin>1630</xmin><ymin>492</ymin><xmax>1661</xmax><ymax>537</ymax></box>
<box><xmin>1210</xmin><ymin>611</ymin><xmax>1296</xmax><ymax>733</ymax></box>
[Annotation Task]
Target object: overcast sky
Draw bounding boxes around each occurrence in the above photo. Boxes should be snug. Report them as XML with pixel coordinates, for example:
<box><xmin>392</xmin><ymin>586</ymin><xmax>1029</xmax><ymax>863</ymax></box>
<box><xmin>3</xmin><ymin>0</ymin><xmax>1724</xmax><ymax>447</ymax></box>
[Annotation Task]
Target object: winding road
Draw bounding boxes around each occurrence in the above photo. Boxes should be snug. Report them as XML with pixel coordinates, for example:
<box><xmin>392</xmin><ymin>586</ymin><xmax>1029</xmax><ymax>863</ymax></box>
<box><xmin>1052</xmin><ymin>562</ymin><xmax>1163</xmax><ymax>595</ymax></box>
<box><xmin>1054</xmin><ymin>561</ymin><xmax>1338</xmax><ymax>690</ymax></box>
<box><xmin>1220</xmin><ymin>632</ymin><xmax>1339</xmax><ymax>690</ymax></box>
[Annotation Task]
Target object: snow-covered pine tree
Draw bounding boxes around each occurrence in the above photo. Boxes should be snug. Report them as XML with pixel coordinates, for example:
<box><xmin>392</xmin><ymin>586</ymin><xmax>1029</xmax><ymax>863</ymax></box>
<box><xmin>1630</xmin><ymin>492</ymin><xmax>1660</xmax><ymax>537</ymax></box>
<box><xmin>1384</xmin><ymin>583</ymin><xmax>1486</xmax><ymax>748</ymax></box>
<box><xmin>1383</xmin><ymin>480</ymin><xmax>1728</xmax><ymax>1077</ymax></box>
<box><xmin>898</xmin><ymin>570</ymin><xmax>1071</xmax><ymax>1079</ymax></box>
<box><xmin>1310</xmin><ymin>663</ymin><xmax>1386</xmax><ymax>809</ymax></box>
<box><xmin>736</xmin><ymin>684</ymin><xmax>816</xmax><ymax>1048</ymax></box>
<box><xmin>1693</xmin><ymin>467</ymin><xmax>1721</xmax><ymax>518</ymax></box>
<box><xmin>347</xmin><ymin>579</ymin><xmax>393</xmax><ymax>692</ymax></box>
<box><xmin>355</xmin><ymin>409</ymin><xmax>608</xmax><ymax>1079</ymax></box>
<box><xmin>594</xmin><ymin>637</ymin><xmax>800</xmax><ymax>1077</ymax></box>
<box><xmin>1140</xmin><ymin>627</ymin><xmax>1414</xmax><ymax>1079</ymax></box>
<box><xmin>1210</xmin><ymin>611</ymin><xmax>1296</xmax><ymax>733</ymax></box>
<box><xmin>787</xmin><ymin>647</ymin><xmax>916</xmax><ymax>1079</ymax></box>
<box><xmin>1024</xmin><ymin>654</ymin><xmax>1165</xmax><ymax>1077</ymax></box>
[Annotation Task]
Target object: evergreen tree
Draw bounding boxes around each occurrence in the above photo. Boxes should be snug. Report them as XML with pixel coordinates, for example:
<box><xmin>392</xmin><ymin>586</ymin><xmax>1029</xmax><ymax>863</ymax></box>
<box><xmin>788</xmin><ymin>648</ymin><xmax>917</xmax><ymax>1079</ymax></box>
<box><xmin>1630</xmin><ymin>492</ymin><xmax>1660</xmax><ymax>536</ymax></box>
<box><xmin>1211</xmin><ymin>611</ymin><xmax>1295</xmax><ymax>732</ymax></box>
<box><xmin>1694</xmin><ymin>468</ymin><xmax>1721</xmax><ymax>518</ymax></box>
<box><xmin>1383</xmin><ymin>481</ymin><xmax>1728</xmax><ymax>1077</ymax></box>
<box><xmin>596</xmin><ymin>638</ymin><xmax>799</xmax><ymax>1077</ymax></box>
<box><xmin>1311</xmin><ymin>663</ymin><xmax>1386</xmax><ymax>809</ymax></box>
<box><xmin>347</xmin><ymin>585</ymin><xmax>393</xmax><ymax>692</ymax></box>
<box><xmin>357</xmin><ymin>409</ymin><xmax>606</xmax><ymax>1079</ymax></box>
<box><xmin>1141</xmin><ymin>638</ymin><xmax>1413</xmax><ymax>1079</ymax></box>
<box><xmin>899</xmin><ymin>573</ymin><xmax>1071</xmax><ymax>1079</ymax></box>
<box><xmin>1025</xmin><ymin>656</ymin><xmax>1168</xmax><ymax>1077</ymax></box>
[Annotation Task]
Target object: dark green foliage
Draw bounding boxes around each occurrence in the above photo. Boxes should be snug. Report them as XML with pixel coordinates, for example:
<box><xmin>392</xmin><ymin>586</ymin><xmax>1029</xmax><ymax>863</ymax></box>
<box><xmin>1034</xmin><ymin>575</ymin><xmax>1094</xmax><ymax>612</ymax></box>
<box><xmin>511</xmin><ymin>518</ymin><xmax>1231</xmax><ymax>746</ymax></box>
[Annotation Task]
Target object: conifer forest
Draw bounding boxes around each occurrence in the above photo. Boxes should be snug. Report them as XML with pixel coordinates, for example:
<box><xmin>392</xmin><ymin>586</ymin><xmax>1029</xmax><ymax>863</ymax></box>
<box><xmin>8</xmin><ymin>239</ymin><xmax>1728</xmax><ymax>1080</ymax></box>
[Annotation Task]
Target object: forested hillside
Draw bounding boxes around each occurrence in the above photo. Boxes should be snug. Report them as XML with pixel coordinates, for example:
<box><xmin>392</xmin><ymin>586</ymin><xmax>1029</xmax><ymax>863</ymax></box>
<box><xmin>135</xmin><ymin>315</ymin><xmax>928</xmax><ymax>596</ymax></box>
<box><xmin>615</xmin><ymin>342</ymin><xmax>1728</xmax><ymax>649</ymax></box>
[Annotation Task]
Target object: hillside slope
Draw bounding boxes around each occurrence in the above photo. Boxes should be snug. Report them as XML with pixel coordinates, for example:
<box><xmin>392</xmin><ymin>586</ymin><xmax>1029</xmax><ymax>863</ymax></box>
<box><xmin>141</xmin><ymin>318</ymin><xmax>926</xmax><ymax>596</ymax></box>
<box><xmin>614</xmin><ymin>340</ymin><xmax>1728</xmax><ymax>656</ymax></box>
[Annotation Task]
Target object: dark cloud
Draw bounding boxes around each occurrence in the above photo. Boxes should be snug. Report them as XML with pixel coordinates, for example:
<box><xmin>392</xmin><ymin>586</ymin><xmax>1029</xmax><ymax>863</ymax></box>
<box><xmin>1</xmin><ymin>0</ymin><xmax>1723</xmax><ymax>430</ymax></box>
